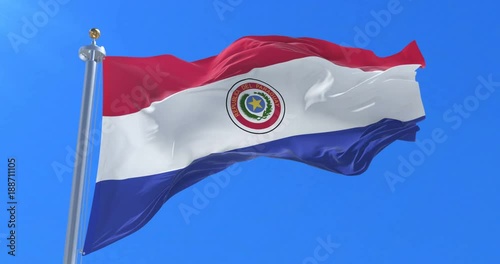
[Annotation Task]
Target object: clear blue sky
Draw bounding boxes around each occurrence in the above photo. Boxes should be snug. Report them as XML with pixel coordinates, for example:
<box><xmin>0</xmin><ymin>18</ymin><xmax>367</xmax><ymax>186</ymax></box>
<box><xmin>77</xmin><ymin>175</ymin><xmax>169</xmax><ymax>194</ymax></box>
<box><xmin>1</xmin><ymin>0</ymin><xmax>499</xmax><ymax>263</ymax></box>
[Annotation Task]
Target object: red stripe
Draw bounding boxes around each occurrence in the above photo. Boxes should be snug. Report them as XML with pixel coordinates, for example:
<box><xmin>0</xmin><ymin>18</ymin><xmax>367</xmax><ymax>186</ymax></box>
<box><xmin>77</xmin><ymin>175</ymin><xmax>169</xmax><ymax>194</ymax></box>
<box><xmin>103</xmin><ymin>36</ymin><xmax>425</xmax><ymax>116</ymax></box>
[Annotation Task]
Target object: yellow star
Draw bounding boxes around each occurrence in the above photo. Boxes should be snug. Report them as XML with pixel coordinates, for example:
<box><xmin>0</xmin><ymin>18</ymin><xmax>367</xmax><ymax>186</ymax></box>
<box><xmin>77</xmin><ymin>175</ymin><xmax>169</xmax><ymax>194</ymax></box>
<box><xmin>248</xmin><ymin>97</ymin><xmax>263</xmax><ymax>111</ymax></box>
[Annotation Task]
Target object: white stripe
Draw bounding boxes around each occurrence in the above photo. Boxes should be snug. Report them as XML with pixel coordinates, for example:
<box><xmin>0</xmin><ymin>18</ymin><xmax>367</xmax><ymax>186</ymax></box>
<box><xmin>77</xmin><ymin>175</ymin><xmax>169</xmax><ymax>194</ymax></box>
<box><xmin>97</xmin><ymin>57</ymin><xmax>424</xmax><ymax>182</ymax></box>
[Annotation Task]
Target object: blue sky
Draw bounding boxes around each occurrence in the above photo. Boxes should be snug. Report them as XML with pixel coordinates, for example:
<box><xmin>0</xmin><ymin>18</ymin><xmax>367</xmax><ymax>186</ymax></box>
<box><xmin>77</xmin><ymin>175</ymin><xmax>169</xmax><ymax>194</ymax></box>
<box><xmin>1</xmin><ymin>0</ymin><xmax>499</xmax><ymax>263</ymax></box>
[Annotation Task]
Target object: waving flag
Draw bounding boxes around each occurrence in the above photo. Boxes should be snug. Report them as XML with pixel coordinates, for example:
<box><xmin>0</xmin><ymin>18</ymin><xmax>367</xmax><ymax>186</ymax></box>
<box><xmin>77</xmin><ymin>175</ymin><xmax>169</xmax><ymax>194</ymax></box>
<box><xmin>83</xmin><ymin>36</ymin><xmax>426</xmax><ymax>254</ymax></box>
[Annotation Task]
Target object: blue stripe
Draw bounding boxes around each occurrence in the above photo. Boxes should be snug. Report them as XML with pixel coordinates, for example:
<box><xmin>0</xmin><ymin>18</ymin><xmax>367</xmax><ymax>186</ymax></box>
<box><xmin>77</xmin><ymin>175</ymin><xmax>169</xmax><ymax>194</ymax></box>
<box><xmin>83</xmin><ymin>117</ymin><xmax>424</xmax><ymax>254</ymax></box>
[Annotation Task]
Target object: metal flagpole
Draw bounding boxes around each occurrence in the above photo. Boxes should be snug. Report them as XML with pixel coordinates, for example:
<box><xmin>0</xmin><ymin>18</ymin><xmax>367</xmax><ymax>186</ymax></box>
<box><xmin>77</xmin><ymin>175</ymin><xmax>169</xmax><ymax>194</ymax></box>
<box><xmin>63</xmin><ymin>28</ymin><xmax>106</xmax><ymax>264</ymax></box>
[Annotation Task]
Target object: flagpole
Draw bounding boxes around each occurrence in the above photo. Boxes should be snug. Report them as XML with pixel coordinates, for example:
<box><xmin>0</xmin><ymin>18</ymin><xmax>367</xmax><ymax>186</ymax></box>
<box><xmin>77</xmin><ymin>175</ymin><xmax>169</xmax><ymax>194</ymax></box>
<box><xmin>63</xmin><ymin>28</ymin><xmax>106</xmax><ymax>264</ymax></box>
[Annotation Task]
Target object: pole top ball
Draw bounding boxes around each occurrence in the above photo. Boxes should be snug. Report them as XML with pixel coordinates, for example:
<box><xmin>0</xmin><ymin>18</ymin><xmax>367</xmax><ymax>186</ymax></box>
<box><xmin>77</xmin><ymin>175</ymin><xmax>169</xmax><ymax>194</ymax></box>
<box><xmin>89</xmin><ymin>28</ymin><xmax>100</xmax><ymax>40</ymax></box>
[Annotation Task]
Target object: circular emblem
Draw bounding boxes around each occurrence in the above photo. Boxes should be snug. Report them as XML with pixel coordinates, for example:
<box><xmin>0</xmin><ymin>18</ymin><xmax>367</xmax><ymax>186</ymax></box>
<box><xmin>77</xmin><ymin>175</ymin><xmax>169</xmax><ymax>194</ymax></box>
<box><xmin>226</xmin><ymin>79</ymin><xmax>285</xmax><ymax>134</ymax></box>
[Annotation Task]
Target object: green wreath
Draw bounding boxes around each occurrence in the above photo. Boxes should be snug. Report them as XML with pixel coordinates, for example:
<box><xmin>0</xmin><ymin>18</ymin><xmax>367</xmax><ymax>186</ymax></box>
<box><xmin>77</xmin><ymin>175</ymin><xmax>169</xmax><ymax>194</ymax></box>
<box><xmin>239</xmin><ymin>92</ymin><xmax>273</xmax><ymax>120</ymax></box>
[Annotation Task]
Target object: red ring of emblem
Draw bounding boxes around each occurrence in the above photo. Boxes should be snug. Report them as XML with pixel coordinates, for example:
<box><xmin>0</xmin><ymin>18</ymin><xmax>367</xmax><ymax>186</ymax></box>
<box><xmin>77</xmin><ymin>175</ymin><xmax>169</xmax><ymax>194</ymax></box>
<box><xmin>229</xmin><ymin>82</ymin><xmax>282</xmax><ymax>130</ymax></box>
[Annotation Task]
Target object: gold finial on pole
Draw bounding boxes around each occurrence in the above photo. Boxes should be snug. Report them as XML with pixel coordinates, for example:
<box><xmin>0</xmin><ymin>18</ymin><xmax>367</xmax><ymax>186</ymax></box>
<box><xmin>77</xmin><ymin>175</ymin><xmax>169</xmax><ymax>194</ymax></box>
<box><xmin>89</xmin><ymin>28</ymin><xmax>101</xmax><ymax>40</ymax></box>
<box><xmin>78</xmin><ymin>28</ymin><xmax>106</xmax><ymax>61</ymax></box>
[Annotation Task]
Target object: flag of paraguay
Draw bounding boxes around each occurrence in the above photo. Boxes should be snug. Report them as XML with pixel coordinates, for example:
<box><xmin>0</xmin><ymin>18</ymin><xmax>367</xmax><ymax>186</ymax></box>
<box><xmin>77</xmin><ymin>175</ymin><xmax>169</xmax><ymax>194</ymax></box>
<box><xmin>83</xmin><ymin>35</ymin><xmax>426</xmax><ymax>254</ymax></box>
